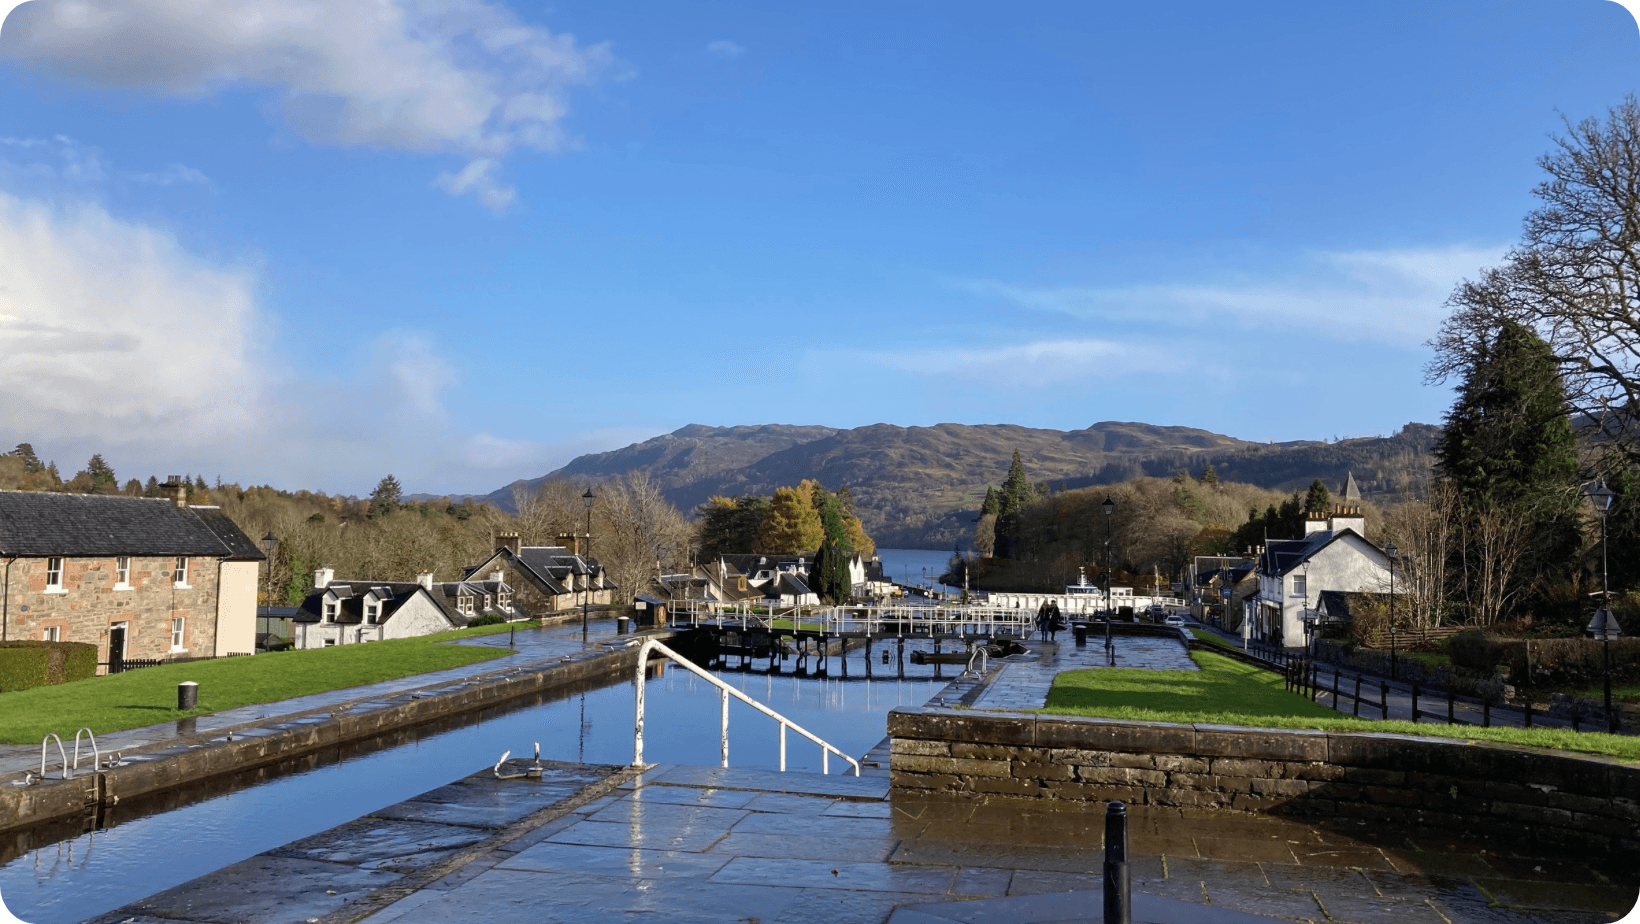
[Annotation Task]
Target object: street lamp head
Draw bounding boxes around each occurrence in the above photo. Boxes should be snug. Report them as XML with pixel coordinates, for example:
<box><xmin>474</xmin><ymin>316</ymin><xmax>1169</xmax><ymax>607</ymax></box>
<box><xmin>1102</xmin><ymin>496</ymin><xmax>1115</xmax><ymax>515</ymax></box>
<box><xmin>582</xmin><ymin>487</ymin><xmax>596</xmax><ymax>509</ymax></box>
<box><xmin>261</xmin><ymin>531</ymin><xmax>277</xmax><ymax>554</ymax></box>
<box><xmin>1588</xmin><ymin>607</ymin><xmax>1622</xmax><ymax>640</ymax></box>
<box><xmin>1384</xmin><ymin>540</ymin><xmax>1398</xmax><ymax>560</ymax></box>
<box><xmin>1585</xmin><ymin>478</ymin><xmax>1616</xmax><ymax>513</ymax></box>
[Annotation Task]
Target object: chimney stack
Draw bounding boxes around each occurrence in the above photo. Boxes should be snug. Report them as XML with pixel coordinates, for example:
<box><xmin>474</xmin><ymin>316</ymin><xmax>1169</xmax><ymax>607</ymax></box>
<box><xmin>416</xmin><ymin>572</ymin><xmax>434</xmax><ymax>591</ymax></box>
<box><xmin>495</xmin><ymin>531</ymin><xmax>522</xmax><ymax>556</ymax></box>
<box><xmin>159</xmin><ymin>475</ymin><xmax>188</xmax><ymax>508</ymax></box>
<box><xmin>315</xmin><ymin>567</ymin><xmax>334</xmax><ymax>589</ymax></box>
<box><xmin>555</xmin><ymin>533</ymin><xmax>583</xmax><ymax>556</ymax></box>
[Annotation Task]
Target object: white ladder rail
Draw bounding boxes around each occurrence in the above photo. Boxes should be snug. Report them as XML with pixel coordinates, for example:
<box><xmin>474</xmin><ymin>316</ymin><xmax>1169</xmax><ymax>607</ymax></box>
<box><xmin>632</xmin><ymin>637</ymin><xmax>861</xmax><ymax>776</ymax></box>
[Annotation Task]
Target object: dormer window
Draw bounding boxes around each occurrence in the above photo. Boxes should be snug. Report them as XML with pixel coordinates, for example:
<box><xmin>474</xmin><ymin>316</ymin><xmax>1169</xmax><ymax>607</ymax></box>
<box><xmin>323</xmin><ymin>599</ymin><xmax>339</xmax><ymax>622</ymax></box>
<box><xmin>365</xmin><ymin>601</ymin><xmax>382</xmax><ymax>624</ymax></box>
<box><xmin>482</xmin><ymin>594</ymin><xmax>492</xmax><ymax>610</ymax></box>
<box><xmin>458</xmin><ymin>595</ymin><xmax>473</xmax><ymax>615</ymax></box>
<box><xmin>497</xmin><ymin>592</ymin><xmax>512</xmax><ymax>611</ymax></box>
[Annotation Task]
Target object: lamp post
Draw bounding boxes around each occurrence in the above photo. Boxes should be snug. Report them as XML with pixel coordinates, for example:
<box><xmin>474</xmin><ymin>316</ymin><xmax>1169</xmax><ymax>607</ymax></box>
<box><xmin>1384</xmin><ymin>540</ymin><xmax>1399</xmax><ymax>682</ymax></box>
<box><xmin>261</xmin><ymin>533</ymin><xmax>277</xmax><ymax>634</ymax></box>
<box><xmin>1585</xmin><ymin>479</ymin><xmax>1619</xmax><ymax>732</ymax></box>
<box><xmin>582</xmin><ymin>487</ymin><xmax>596</xmax><ymax>643</ymax></box>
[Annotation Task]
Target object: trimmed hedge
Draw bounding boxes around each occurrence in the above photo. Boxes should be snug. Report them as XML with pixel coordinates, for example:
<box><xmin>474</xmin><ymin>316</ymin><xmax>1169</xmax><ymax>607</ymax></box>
<box><xmin>1447</xmin><ymin>629</ymin><xmax>1509</xmax><ymax>672</ymax></box>
<box><xmin>0</xmin><ymin>641</ymin><xmax>98</xmax><ymax>693</ymax></box>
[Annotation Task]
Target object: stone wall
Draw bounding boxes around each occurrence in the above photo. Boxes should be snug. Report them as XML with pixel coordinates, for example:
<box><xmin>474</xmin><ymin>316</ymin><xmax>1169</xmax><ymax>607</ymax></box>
<box><xmin>888</xmin><ymin>707</ymin><xmax>1640</xmax><ymax>860</ymax></box>
<box><xmin>4</xmin><ymin>555</ymin><xmax>222</xmax><ymax>663</ymax></box>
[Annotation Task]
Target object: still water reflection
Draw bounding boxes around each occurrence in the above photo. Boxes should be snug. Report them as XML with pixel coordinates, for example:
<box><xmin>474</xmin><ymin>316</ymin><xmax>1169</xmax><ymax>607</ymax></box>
<box><xmin>0</xmin><ymin>645</ymin><xmax>946</xmax><ymax>924</ymax></box>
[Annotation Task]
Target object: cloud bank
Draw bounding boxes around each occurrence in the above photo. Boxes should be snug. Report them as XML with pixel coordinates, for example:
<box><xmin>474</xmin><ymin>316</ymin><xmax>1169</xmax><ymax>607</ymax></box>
<box><xmin>0</xmin><ymin>0</ymin><xmax>618</xmax><ymax>211</ymax></box>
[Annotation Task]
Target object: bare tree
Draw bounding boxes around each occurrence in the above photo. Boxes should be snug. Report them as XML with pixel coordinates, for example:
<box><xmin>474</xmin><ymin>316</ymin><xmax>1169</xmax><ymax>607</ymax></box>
<box><xmin>593</xmin><ymin>472</ymin><xmax>691</xmax><ymax>603</ymax></box>
<box><xmin>1429</xmin><ymin>97</ymin><xmax>1640</xmax><ymax>468</ymax></box>
<box><xmin>1381</xmin><ymin>482</ymin><xmax>1456</xmax><ymax>628</ymax></box>
<box><xmin>1456</xmin><ymin>494</ymin><xmax>1541</xmax><ymax>627</ymax></box>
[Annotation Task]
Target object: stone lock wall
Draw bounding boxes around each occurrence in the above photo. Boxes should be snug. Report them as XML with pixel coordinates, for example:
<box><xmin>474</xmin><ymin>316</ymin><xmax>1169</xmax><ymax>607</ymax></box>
<box><xmin>888</xmin><ymin>707</ymin><xmax>1640</xmax><ymax>860</ymax></box>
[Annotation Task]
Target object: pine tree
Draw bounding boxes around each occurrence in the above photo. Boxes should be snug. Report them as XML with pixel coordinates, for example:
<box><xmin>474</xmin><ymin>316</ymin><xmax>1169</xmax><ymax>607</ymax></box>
<box><xmin>370</xmin><ymin>474</ymin><xmax>404</xmax><ymax>518</ymax></box>
<box><xmin>1304</xmin><ymin>479</ymin><xmax>1332</xmax><ymax>515</ymax></box>
<box><xmin>994</xmin><ymin>450</ymin><xmax>1041</xmax><ymax>559</ymax></box>
<box><xmin>980</xmin><ymin>486</ymin><xmax>1001</xmax><ymax>517</ymax></box>
<box><xmin>83</xmin><ymin>454</ymin><xmax>117</xmax><ymax>494</ymax></box>
<box><xmin>1200</xmin><ymin>464</ymin><xmax>1219</xmax><ymax>487</ymax></box>
<box><xmin>13</xmin><ymin>443</ymin><xmax>41</xmax><ymax>472</ymax></box>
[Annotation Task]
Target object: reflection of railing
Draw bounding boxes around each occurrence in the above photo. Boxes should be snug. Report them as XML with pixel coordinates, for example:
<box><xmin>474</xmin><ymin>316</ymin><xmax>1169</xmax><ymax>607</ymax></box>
<box><xmin>632</xmin><ymin>637</ymin><xmax>861</xmax><ymax>775</ymax></box>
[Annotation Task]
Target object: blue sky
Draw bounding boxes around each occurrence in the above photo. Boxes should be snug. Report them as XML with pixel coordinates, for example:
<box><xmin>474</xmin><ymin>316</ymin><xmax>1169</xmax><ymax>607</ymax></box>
<box><xmin>0</xmin><ymin>0</ymin><xmax>1636</xmax><ymax>497</ymax></box>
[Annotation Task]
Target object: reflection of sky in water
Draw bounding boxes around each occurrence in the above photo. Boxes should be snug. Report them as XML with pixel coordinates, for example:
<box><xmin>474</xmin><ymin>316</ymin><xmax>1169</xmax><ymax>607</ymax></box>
<box><xmin>875</xmin><ymin>548</ymin><xmax>960</xmax><ymax>589</ymax></box>
<box><xmin>0</xmin><ymin>651</ymin><xmax>944</xmax><ymax>924</ymax></box>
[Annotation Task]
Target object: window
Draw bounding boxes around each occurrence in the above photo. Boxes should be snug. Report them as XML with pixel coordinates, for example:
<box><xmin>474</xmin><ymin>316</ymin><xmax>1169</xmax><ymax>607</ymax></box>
<box><xmin>323</xmin><ymin>638</ymin><xmax>336</xmax><ymax>647</ymax></box>
<box><xmin>173</xmin><ymin>556</ymin><xmax>189</xmax><ymax>587</ymax></box>
<box><xmin>1291</xmin><ymin>574</ymin><xmax>1306</xmax><ymax>598</ymax></box>
<box><xmin>115</xmin><ymin>557</ymin><xmax>131</xmax><ymax>588</ymax></box>
<box><xmin>323</xmin><ymin>600</ymin><xmax>338</xmax><ymax>622</ymax></box>
<box><xmin>497</xmin><ymin>592</ymin><xmax>513</xmax><ymax>611</ymax></box>
<box><xmin>45</xmin><ymin>557</ymin><xmax>64</xmax><ymax>591</ymax></box>
<box><xmin>42</xmin><ymin>626</ymin><xmax>59</xmax><ymax>642</ymax></box>
<box><xmin>482</xmin><ymin>594</ymin><xmax>492</xmax><ymax>610</ymax></box>
<box><xmin>458</xmin><ymin>595</ymin><xmax>473</xmax><ymax>615</ymax></box>
<box><xmin>170</xmin><ymin>617</ymin><xmax>185</xmax><ymax>652</ymax></box>
<box><xmin>365</xmin><ymin>602</ymin><xmax>381</xmax><ymax>624</ymax></box>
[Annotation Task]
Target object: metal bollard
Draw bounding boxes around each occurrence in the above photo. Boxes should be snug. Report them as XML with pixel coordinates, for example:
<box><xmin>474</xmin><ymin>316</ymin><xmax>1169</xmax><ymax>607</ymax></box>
<box><xmin>1524</xmin><ymin>701</ymin><xmax>1533</xmax><ymax>728</ymax></box>
<box><xmin>1103</xmin><ymin>801</ymin><xmax>1131</xmax><ymax>924</ymax></box>
<box><xmin>1411</xmin><ymin>684</ymin><xmax>1419</xmax><ymax>723</ymax></box>
<box><xmin>1380</xmin><ymin>682</ymin><xmax>1388</xmax><ymax>720</ymax></box>
<box><xmin>177</xmin><ymin>681</ymin><xmax>198</xmax><ymax>711</ymax></box>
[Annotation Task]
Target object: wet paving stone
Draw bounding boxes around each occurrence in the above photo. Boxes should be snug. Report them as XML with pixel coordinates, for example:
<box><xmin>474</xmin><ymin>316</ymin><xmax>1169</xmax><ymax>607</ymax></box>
<box><xmin>709</xmin><ymin>830</ymin><xmax>902</xmax><ymax>862</ymax></box>
<box><xmin>92</xmin><ymin>854</ymin><xmax>403</xmax><ymax>924</ymax></box>
<box><xmin>741</xmin><ymin>790</ymin><xmax>840</xmax><ymax>814</ymax></box>
<box><xmin>498</xmin><ymin>841</ymin><xmax>734</xmax><ymax>879</ymax></box>
<box><xmin>265</xmin><ymin>817</ymin><xmax>492</xmax><ymax>871</ymax></box>
<box><xmin>712</xmin><ymin>855</ymin><xmax>957</xmax><ymax>893</ymax></box>
<box><xmin>545</xmin><ymin>817</ymin><xmax>733</xmax><ymax>853</ymax></box>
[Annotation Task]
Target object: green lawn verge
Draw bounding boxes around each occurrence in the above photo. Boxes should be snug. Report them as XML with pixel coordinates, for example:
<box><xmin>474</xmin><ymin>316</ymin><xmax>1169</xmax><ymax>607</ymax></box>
<box><xmin>1041</xmin><ymin>649</ymin><xmax>1640</xmax><ymax>762</ymax></box>
<box><xmin>0</xmin><ymin>622</ymin><xmax>532</xmax><ymax>744</ymax></box>
<box><xmin>1188</xmin><ymin>628</ymin><xmax>1239</xmax><ymax>650</ymax></box>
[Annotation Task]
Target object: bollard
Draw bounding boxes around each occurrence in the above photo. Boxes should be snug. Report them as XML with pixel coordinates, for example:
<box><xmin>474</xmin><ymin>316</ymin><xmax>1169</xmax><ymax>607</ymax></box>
<box><xmin>617</xmin><ymin>616</ymin><xmax>632</xmax><ymax>635</ymax></box>
<box><xmin>1333</xmin><ymin>669</ymin><xmax>1340</xmax><ymax>707</ymax></box>
<box><xmin>1380</xmin><ymin>682</ymin><xmax>1388</xmax><ymax>720</ymax></box>
<box><xmin>1482</xmin><ymin>699</ymin><xmax>1490</xmax><ymax>727</ymax></box>
<box><xmin>1524</xmin><ymin>701</ymin><xmax>1533</xmax><ymax>728</ymax></box>
<box><xmin>177</xmin><ymin>681</ymin><xmax>198</xmax><ymax>711</ymax></box>
<box><xmin>1103</xmin><ymin>801</ymin><xmax>1131</xmax><ymax>924</ymax></box>
<box><xmin>1448</xmin><ymin>687</ymin><xmax>1455</xmax><ymax>724</ymax></box>
<box><xmin>1074</xmin><ymin>624</ymin><xmax>1088</xmax><ymax>645</ymax></box>
<box><xmin>1411</xmin><ymin>684</ymin><xmax>1419</xmax><ymax>723</ymax></box>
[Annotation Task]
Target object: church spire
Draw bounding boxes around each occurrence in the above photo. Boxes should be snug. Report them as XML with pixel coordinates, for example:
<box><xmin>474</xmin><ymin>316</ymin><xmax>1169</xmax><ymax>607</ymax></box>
<box><xmin>1341</xmin><ymin>470</ymin><xmax>1361</xmax><ymax>502</ymax></box>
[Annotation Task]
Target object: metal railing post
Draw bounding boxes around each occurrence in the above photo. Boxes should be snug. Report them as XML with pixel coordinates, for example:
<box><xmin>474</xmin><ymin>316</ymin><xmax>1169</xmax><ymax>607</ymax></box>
<box><xmin>720</xmin><ymin>687</ymin><xmax>730</xmax><ymax>768</ymax></box>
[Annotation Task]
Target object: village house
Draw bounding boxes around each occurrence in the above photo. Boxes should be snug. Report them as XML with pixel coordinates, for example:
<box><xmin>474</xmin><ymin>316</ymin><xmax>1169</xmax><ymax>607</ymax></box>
<box><xmin>420</xmin><ymin>570</ymin><xmax>518</xmax><ymax>625</ymax></box>
<box><xmin>0</xmin><ymin>479</ymin><xmax>263</xmax><ymax>667</ymax></box>
<box><xmin>462</xmin><ymin>533</ymin><xmax>616</xmax><ymax>616</ymax></box>
<box><xmin>289</xmin><ymin>569</ymin><xmax>457</xmax><ymax>649</ymax></box>
<box><xmin>1250</xmin><ymin>505</ymin><xmax>1397</xmax><ymax>647</ymax></box>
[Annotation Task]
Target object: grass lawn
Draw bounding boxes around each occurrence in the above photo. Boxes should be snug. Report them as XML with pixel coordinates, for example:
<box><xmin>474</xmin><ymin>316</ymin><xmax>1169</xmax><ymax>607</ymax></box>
<box><xmin>0</xmin><ymin>621</ymin><xmax>528</xmax><ymax>745</ymax></box>
<box><xmin>1041</xmin><ymin>649</ymin><xmax>1640</xmax><ymax>762</ymax></box>
<box><xmin>1188</xmin><ymin>628</ymin><xmax>1239</xmax><ymax>650</ymax></box>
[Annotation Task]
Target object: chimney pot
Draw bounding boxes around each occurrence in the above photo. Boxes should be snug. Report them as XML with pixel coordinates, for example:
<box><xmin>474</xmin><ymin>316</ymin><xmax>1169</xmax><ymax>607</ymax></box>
<box><xmin>315</xmin><ymin>567</ymin><xmax>334</xmax><ymax>589</ymax></box>
<box><xmin>416</xmin><ymin>572</ymin><xmax>434</xmax><ymax>591</ymax></box>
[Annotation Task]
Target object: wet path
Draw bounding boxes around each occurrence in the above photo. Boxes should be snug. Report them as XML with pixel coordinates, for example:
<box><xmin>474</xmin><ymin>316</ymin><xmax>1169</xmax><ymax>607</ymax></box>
<box><xmin>81</xmin><ymin>761</ymin><xmax>1635</xmax><ymax>924</ymax></box>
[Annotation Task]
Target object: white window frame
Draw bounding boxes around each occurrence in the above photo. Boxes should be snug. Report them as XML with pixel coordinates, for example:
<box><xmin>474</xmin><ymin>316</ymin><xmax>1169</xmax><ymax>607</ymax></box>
<box><xmin>323</xmin><ymin>600</ymin><xmax>338</xmax><ymax>623</ymax></box>
<box><xmin>1290</xmin><ymin>573</ymin><xmax>1306</xmax><ymax>599</ymax></box>
<box><xmin>42</xmin><ymin>626</ymin><xmax>60</xmax><ymax>642</ymax></box>
<box><xmin>170</xmin><ymin>617</ymin><xmax>186</xmax><ymax>652</ymax></box>
<box><xmin>482</xmin><ymin>594</ymin><xmax>492</xmax><ymax>610</ymax></box>
<box><xmin>173</xmin><ymin>556</ymin><xmax>190</xmax><ymax>588</ymax></box>
<box><xmin>365</xmin><ymin>601</ymin><xmax>381</xmax><ymax>624</ymax></box>
<box><xmin>115</xmin><ymin>556</ymin><xmax>131</xmax><ymax>589</ymax></box>
<box><xmin>45</xmin><ymin>557</ymin><xmax>65</xmax><ymax>592</ymax></box>
<box><xmin>497</xmin><ymin>592</ymin><xmax>513</xmax><ymax>612</ymax></box>
<box><xmin>458</xmin><ymin>595</ymin><xmax>473</xmax><ymax>615</ymax></box>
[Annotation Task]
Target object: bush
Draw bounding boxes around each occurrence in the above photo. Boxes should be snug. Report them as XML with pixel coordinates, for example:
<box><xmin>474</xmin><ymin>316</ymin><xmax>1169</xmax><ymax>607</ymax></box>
<box><xmin>1505</xmin><ymin>637</ymin><xmax>1640</xmax><ymax>688</ymax></box>
<box><xmin>0</xmin><ymin>641</ymin><xmax>98</xmax><ymax>692</ymax></box>
<box><xmin>1447</xmin><ymin>629</ymin><xmax>1508</xmax><ymax>672</ymax></box>
<box><xmin>467</xmin><ymin>612</ymin><xmax>507</xmax><ymax>628</ymax></box>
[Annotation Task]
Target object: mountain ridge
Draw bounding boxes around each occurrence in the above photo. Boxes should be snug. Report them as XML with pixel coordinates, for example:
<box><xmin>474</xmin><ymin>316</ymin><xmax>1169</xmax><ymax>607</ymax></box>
<box><xmin>458</xmin><ymin>421</ymin><xmax>1438</xmax><ymax>549</ymax></box>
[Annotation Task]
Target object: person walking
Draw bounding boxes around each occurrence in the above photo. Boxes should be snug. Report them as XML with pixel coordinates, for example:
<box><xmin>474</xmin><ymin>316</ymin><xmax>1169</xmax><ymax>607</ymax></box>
<box><xmin>1036</xmin><ymin>601</ymin><xmax>1051</xmax><ymax>640</ymax></box>
<box><xmin>1047</xmin><ymin>601</ymin><xmax>1062</xmax><ymax>641</ymax></box>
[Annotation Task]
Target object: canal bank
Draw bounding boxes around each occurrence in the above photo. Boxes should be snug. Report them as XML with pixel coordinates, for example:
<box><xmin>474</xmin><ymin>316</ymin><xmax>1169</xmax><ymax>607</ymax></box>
<box><xmin>0</xmin><ymin>621</ymin><xmax>663</xmax><ymax>837</ymax></box>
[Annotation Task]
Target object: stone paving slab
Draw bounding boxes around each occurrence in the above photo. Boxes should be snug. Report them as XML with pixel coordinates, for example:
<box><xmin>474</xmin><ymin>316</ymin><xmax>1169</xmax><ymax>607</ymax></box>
<box><xmin>84</xmin><ymin>760</ymin><xmax>1639</xmax><ymax>924</ymax></box>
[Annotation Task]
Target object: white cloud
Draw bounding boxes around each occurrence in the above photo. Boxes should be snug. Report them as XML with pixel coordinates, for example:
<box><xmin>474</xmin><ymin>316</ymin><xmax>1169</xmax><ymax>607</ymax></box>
<box><xmin>705</xmin><ymin>39</ymin><xmax>745</xmax><ymax>59</ymax></box>
<box><xmin>829</xmin><ymin>338</ymin><xmax>1163</xmax><ymax>389</ymax></box>
<box><xmin>128</xmin><ymin>162</ymin><xmax>211</xmax><ymax>187</ymax></box>
<box><xmin>964</xmin><ymin>245</ymin><xmax>1509</xmax><ymax>347</ymax></box>
<box><xmin>0</xmin><ymin>134</ymin><xmax>210</xmax><ymax>190</ymax></box>
<box><xmin>431</xmin><ymin>157</ymin><xmax>514</xmax><ymax>213</ymax></box>
<box><xmin>0</xmin><ymin>0</ymin><xmax>619</xmax><ymax>210</ymax></box>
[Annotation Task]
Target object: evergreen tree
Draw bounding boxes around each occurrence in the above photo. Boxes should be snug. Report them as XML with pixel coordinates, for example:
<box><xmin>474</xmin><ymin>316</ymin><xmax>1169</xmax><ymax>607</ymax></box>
<box><xmin>123</xmin><ymin>479</ymin><xmax>142</xmax><ymax>496</ymax></box>
<box><xmin>1304</xmin><ymin>478</ymin><xmax>1332</xmax><ymax>515</ymax></box>
<box><xmin>1435</xmin><ymin>320</ymin><xmax>1582</xmax><ymax>622</ymax></box>
<box><xmin>994</xmin><ymin>450</ymin><xmax>1041</xmax><ymax>559</ymax></box>
<box><xmin>980</xmin><ymin>486</ymin><xmax>1001</xmax><ymax>517</ymax></box>
<box><xmin>757</xmin><ymin>485</ymin><xmax>824</xmax><ymax>553</ymax></box>
<box><xmin>1200</xmin><ymin>463</ymin><xmax>1219</xmax><ymax>487</ymax></box>
<box><xmin>82</xmin><ymin>454</ymin><xmax>117</xmax><ymax>494</ymax></box>
<box><xmin>1604</xmin><ymin>464</ymin><xmax>1640</xmax><ymax>595</ymax></box>
<box><xmin>370</xmin><ymin>474</ymin><xmax>404</xmax><ymax>518</ymax></box>
<box><xmin>13</xmin><ymin>443</ymin><xmax>41</xmax><ymax>472</ymax></box>
<box><xmin>808</xmin><ymin>481</ymin><xmax>855</xmax><ymax>602</ymax></box>
<box><xmin>144</xmin><ymin>475</ymin><xmax>159</xmax><ymax>496</ymax></box>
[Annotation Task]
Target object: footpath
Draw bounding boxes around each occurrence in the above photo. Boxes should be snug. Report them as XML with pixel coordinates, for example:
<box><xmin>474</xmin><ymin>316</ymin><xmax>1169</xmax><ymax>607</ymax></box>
<box><xmin>71</xmin><ymin>630</ymin><xmax>1640</xmax><ymax>924</ymax></box>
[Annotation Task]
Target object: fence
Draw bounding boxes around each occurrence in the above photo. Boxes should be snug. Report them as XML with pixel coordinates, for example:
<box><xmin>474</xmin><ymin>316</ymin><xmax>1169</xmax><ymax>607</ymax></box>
<box><xmin>101</xmin><ymin>651</ymin><xmax>254</xmax><ymax>675</ymax></box>
<box><xmin>1351</xmin><ymin>625</ymin><xmax>1466</xmax><ymax>650</ymax></box>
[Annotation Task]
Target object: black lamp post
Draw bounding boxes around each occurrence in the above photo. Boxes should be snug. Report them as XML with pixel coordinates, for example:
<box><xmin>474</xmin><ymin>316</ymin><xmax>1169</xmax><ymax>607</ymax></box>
<box><xmin>261</xmin><ymin>532</ymin><xmax>278</xmax><ymax>625</ymax></box>
<box><xmin>1585</xmin><ymin>479</ymin><xmax>1619</xmax><ymax>732</ymax></box>
<box><xmin>1384</xmin><ymin>540</ymin><xmax>1399</xmax><ymax>682</ymax></box>
<box><xmin>582</xmin><ymin>487</ymin><xmax>596</xmax><ymax>643</ymax></box>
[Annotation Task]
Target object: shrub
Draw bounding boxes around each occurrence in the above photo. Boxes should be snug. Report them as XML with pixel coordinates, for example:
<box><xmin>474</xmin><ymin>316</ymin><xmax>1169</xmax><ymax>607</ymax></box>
<box><xmin>1505</xmin><ymin>637</ymin><xmax>1640</xmax><ymax>688</ymax></box>
<box><xmin>467</xmin><ymin>612</ymin><xmax>507</xmax><ymax>628</ymax></box>
<box><xmin>1447</xmin><ymin>629</ymin><xmax>1508</xmax><ymax>672</ymax></box>
<box><xmin>0</xmin><ymin>641</ymin><xmax>97</xmax><ymax>692</ymax></box>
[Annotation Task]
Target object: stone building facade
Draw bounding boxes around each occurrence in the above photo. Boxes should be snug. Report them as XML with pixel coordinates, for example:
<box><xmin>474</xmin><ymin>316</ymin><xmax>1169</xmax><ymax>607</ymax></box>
<box><xmin>0</xmin><ymin>483</ymin><xmax>265</xmax><ymax>667</ymax></box>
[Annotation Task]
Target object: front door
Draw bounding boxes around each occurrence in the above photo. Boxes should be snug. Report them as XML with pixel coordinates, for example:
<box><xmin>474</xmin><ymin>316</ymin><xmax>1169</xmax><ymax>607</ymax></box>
<box><xmin>108</xmin><ymin>623</ymin><xmax>127</xmax><ymax>673</ymax></box>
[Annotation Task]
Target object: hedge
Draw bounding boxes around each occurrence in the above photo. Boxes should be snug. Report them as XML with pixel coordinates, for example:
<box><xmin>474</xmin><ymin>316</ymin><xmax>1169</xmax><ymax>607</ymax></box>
<box><xmin>0</xmin><ymin>640</ymin><xmax>99</xmax><ymax>693</ymax></box>
<box><xmin>1504</xmin><ymin>637</ymin><xmax>1640</xmax><ymax>689</ymax></box>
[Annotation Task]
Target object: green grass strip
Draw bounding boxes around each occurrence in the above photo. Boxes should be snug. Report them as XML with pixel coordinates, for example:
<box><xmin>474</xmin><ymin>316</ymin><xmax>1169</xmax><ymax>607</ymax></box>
<box><xmin>1040</xmin><ymin>649</ymin><xmax>1640</xmax><ymax>762</ymax></box>
<box><xmin>0</xmin><ymin>621</ymin><xmax>530</xmax><ymax>744</ymax></box>
<box><xmin>1188</xmin><ymin>627</ymin><xmax>1239</xmax><ymax>650</ymax></box>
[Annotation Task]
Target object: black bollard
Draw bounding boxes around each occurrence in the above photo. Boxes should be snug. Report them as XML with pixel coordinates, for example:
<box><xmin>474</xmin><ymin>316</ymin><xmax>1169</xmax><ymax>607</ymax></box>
<box><xmin>177</xmin><ymin>681</ymin><xmax>198</xmax><ymax>711</ymax></box>
<box><xmin>1380</xmin><ymin>682</ymin><xmax>1388</xmax><ymax>720</ymax></box>
<box><xmin>1103</xmin><ymin>801</ymin><xmax>1131</xmax><ymax>924</ymax></box>
<box><xmin>1411</xmin><ymin>684</ymin><xmax>1419</xmax><ymax>723</ymax></box>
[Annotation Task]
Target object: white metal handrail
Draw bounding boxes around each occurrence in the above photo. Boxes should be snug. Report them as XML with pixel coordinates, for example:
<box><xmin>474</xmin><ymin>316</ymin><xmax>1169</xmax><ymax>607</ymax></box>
<box><xmin>632</xmin><ymin>637</ymin><xmax>861</xmax><ymax>776</ymax></box>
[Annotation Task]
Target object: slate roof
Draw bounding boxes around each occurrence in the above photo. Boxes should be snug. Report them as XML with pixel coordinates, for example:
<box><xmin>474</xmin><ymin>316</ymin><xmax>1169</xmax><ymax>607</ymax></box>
<box><xmin>0</xmin><ymin>491</ymin><xmax>265</xmax><ymax>559</ymax></box>
<box><xmin>470</xmin><ymin>546</ymin><xmax>615</xmax><ymax>597</ymax></box>
<box><xmin>292</xmin><ymin>581</ymin><xmax>436</xmax><ymax>626</ymax></box>
<box><xmin>1261</xmin><ymin>529</ymin><xmax>1384</xmax><ymax>577</ymax></box>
